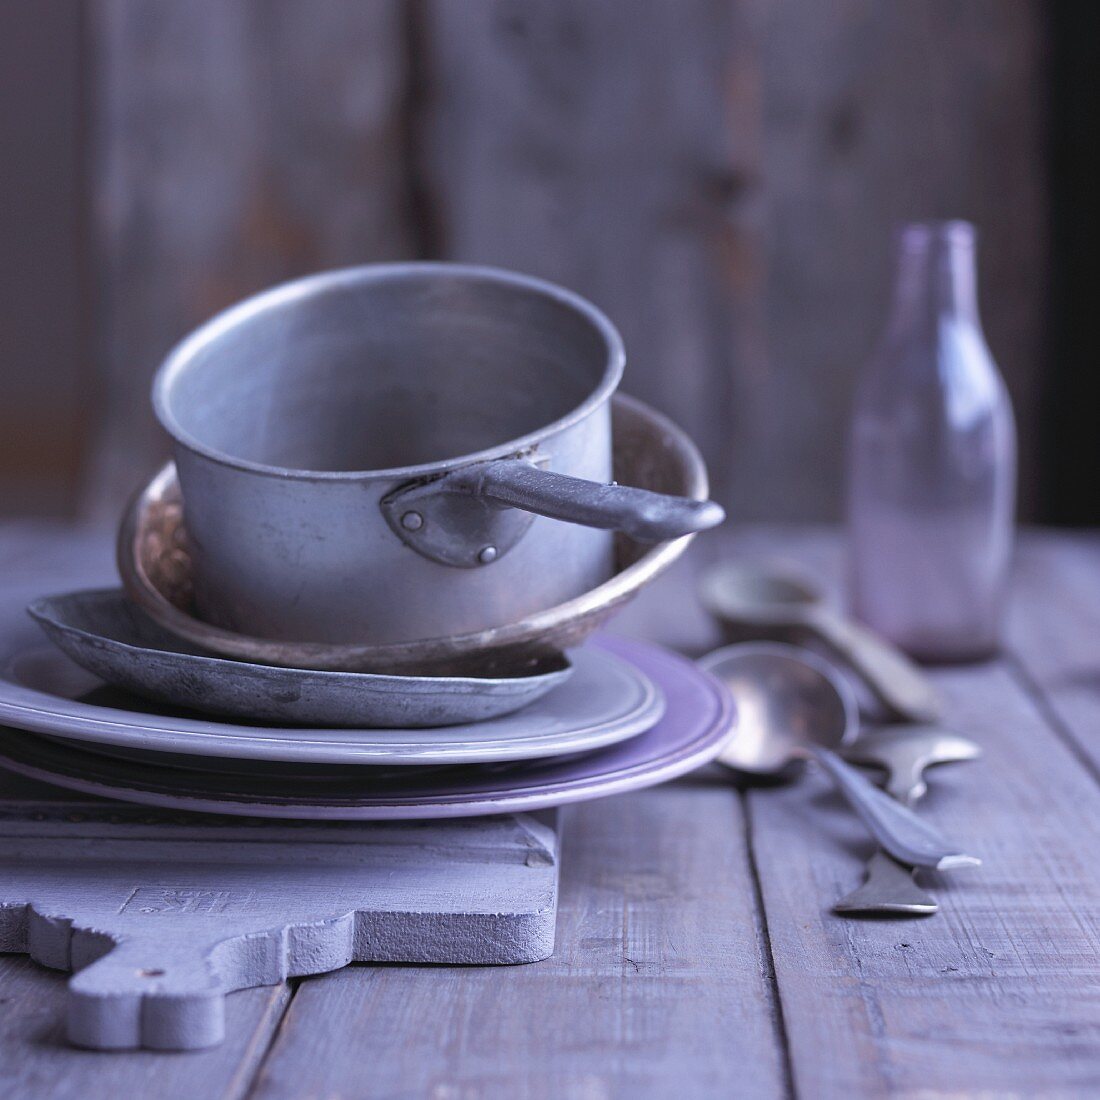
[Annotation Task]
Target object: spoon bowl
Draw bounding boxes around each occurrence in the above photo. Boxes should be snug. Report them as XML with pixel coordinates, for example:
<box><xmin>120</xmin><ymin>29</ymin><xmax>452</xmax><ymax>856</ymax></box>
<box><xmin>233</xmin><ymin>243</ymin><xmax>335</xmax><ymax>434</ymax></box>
<box><xmin>699</xmin><ymin>566</ymin><xmax>824</xmax><ymax>625</ymax></box>
<box><xmin>699</xmin><ymin>643</ymin><xmax>857</xmax><ymax>774</ymax></box>
<box><xmin>699</xmin><ymin>562</ymin><xmax>941</xmax><ymax>723</ymax></box>
<box><xmin>698</xmin><ymin>642</ymin><xmax>979</xmax><ymax>870</ymax></box>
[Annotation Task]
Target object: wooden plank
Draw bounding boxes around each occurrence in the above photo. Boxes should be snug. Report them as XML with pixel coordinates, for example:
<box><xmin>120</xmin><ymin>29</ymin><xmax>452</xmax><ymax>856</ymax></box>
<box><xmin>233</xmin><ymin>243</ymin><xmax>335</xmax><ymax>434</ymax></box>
<box><xmin>0</xmin><ymin>523</ymin><xmax>116</xmax><ymax>592</ymax></box>
<box><xmin>0</xmin><ymin>0</ymin><xmax>1050</xmax><ymax>529</ymax></box>
<box><xmin>11</xmin><ymin>521</ymin><xmax>1100</xmax><ymax>1095</ymax></box>
<box><xmin>0</xmin><ymin>1</ymin><xmax>88</xmax><ymax>516</ymax></box>
<box><xmin>751</xmin><ymin>662</ymin><xmax>1100</xmax><ymax>1097</ymax></box>
<box><xmin>85</xmin><ymin>0</ymin><xmax>415</xmax><ymax>517</ymax></box>
<box><xmin>419</xmin><ymin>0</ymin><xmax>763</xmax><ymax>513</ymax></box>
<box><xmin>0</xmin><ymin>955</ymin><xmax>289</xmax><ymax>1100</ymax></box>
<box><xmin>1006</xmin><ymin>532</ymin><xmax>1100</xmax><ymax>775</ymax></box>
<box><xmin>419</xmin><ymin>0</ymin><xmax>1047</xmax><ymax>521</ymax></box>
<box><xmin>0</xmin><ymin>526</ymin><xmax>286</xmax><ymax>1088</ymax></box>
<box><xmin>608</xmin><ymin>526</ymin><xmax>837</xmax><ymax>656</ymax></box>
<box><xmin>624</xmin><ymin>527</ymin><xmax>1100</xmax><ymax>1096</ymax></box>
<box><xmin>743</xmin><ymin>0</ymin><xmax>1048</xmax><ymax>519</ymax></box>
<box><xmin>248</xmin><ymin>789</ymin><xmax>788</xmax><ymax>1099</ymax></box>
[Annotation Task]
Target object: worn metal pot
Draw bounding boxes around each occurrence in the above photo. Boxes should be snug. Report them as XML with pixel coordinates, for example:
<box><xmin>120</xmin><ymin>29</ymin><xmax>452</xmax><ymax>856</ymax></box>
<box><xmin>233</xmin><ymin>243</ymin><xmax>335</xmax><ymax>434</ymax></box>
<box><xmin>152</xmin><ymin>263</ymin><xmax>723</xmax><ymax>645</ymax></box>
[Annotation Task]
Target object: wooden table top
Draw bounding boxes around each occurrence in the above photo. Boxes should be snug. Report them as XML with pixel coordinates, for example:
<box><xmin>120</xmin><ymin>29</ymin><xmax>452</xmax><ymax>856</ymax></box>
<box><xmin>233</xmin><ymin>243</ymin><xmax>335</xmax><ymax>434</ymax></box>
<box><xmin>2</xmin><ymin>524</ymin><xmax>1098</xmax><ymax>1098</ymax></box>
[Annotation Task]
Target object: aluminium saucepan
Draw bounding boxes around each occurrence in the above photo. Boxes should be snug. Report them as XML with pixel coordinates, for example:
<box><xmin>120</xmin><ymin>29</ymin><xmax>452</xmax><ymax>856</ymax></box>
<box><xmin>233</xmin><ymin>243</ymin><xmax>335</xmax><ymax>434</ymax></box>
<box><xmin>151</xmin><ymin>263</ymin><xmax>724</xmax><ymax>645</ymax></box>
<box><xmin>120</xmin><ymin>394</ymin><xmax>713</xmax><ymax>674</ymax></box>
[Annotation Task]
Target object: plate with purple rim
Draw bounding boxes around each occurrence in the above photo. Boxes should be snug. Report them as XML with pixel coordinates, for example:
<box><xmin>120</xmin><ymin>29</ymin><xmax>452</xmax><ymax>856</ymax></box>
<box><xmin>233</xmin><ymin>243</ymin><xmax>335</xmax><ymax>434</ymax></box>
<box><xmin>0</xmin><ymin>636</ymin><xmax>736</xmax><ymax>820</ymax></box>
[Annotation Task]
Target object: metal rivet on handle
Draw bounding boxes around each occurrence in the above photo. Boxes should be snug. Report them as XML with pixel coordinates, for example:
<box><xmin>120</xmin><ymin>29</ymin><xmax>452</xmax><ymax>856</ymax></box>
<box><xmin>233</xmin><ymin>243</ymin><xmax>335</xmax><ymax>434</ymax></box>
<box><xmin>401</xmin><ymin>511</ymin><xmax>424</xmax><ymax>531</ymax></box>
<box><xmin>478</xmin><ymin>545</ymin><xmax>499</xmax><ymax>564</ymax></box>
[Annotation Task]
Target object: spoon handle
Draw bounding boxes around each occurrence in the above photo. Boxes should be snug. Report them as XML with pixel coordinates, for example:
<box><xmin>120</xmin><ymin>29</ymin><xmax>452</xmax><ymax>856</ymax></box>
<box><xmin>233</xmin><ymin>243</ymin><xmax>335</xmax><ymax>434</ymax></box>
<box><xmin>835</xmin><ymin>731</ymin><xmax>981</xmax><ymax>915</ymax></box>
<box><xmin>833</xmin><ymin>850</ymin><xmax>938</xmax><ymax>915</ymax></box>
<box><xmin>810</xmin><ymin>746</ymin><xmax>979</xmax><ymax>870</ymax></box>
<box><xmin>801</xmin><ymin>607</ymin><xmax>942</xmax><ymax>723</ymax></box>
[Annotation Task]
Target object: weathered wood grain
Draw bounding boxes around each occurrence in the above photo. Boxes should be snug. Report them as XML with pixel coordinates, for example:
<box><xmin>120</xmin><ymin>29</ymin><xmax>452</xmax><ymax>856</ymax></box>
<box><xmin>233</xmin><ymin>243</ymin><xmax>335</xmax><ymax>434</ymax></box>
<box><xmin>0</xmin><ymin>1</ymin><xmax>1051</xmax><ymax>525</ymax></box>
<box><xmin>247</xmin><ymin>788</ymin><xmax>788</xmax><ymax>1100</ymax></box>
<box><xmin>0</xmin><ymin>956</ymin><xmax>288</xmax><ymax>1100</ymax></box>
<box><xmin>85</xmin><ymin>0</ymin><xmax>415</xmax><ymax>516</ymax></box>
<box><xmin>741</xmin><ymin>0</ymin><xmax>1048</xmax><ymax>518</ymax></box>
<box><xmin>616</xmin><ymin>528</ymin><xmax>1100</xmax><ymax>1095</ymax></box>
<box><xmin>1006</xmin><ymin>531</ymin><xmax>1100</xmax><ymax>776</ymax></box>
<box><xmin>750</xmin><ymin>661</ymin><xmax>1100</xmax><ymax>1097</ymax></box>
<box><xmin>0</xmin><ymin>0</ymin><xmax>1044</xmax><ymax>525</ymax></box>
<box><xmin>2</xmin><ymin>810</ymin><xmax>560</xmax><ymax>1051</ymax></box>
<box><xmin>419</xmin><ymin>0</ymin><xmax>763</xmax><ymax>513</ymax></box>
<box><xmin>7</xmin><ymin>523</ymin><xmax>1100</xmax><ymax>1096</ymax></box>
<box><xmin>0</xmin><ymin>2</ymin><xmax>88</xmax><ymax>515</ymax></box>
<box><xmin>419</xmin><ymin>0</ymin><xmax>1047</xmax><ymax>520</ymax></box>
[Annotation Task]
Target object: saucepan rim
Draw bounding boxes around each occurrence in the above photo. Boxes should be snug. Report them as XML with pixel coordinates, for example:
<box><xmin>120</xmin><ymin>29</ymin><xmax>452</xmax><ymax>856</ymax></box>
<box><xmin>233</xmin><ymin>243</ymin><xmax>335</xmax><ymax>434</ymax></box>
<box><xmin>151</xmin><ymin>261</ymin><xmax>626</xmax><ymax>483</ymax></box>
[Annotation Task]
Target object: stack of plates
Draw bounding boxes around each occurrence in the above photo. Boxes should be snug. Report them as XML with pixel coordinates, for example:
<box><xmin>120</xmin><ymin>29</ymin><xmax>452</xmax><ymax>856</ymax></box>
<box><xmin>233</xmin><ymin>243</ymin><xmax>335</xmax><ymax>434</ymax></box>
<box><xmin>0</xmin><ymin>393</ymin><xmax>736</xmax><ymax>819</ymax></box>
<box><xmin>0</xmin><ymin>581</ymin><xmax>734</xmax><ymax>821</ymax></box>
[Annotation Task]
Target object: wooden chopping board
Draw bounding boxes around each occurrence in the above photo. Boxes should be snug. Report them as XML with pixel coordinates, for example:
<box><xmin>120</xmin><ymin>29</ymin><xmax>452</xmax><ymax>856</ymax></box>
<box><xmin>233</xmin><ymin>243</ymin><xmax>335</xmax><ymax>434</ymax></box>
<box><xmin>0</xmin><ymin>771</ymin><xmax>559</xmax><ymax>1052</ymax></box>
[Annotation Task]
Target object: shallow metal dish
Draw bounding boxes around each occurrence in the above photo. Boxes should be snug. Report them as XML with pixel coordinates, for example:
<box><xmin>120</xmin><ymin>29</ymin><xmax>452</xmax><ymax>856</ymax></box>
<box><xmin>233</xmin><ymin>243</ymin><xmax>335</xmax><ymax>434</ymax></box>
<box><xmin>27</xmin><ymin>589</ymin><xmax>573</xmax><ymax>728</ymax></box>
<box><xmin>0</xmin><ymin>636</ymin><xmax>732</xmax><ymax>819</ymax></box>
<box><xmin>118</xmin><ymin>394</ymin><xmax>711</xmax><ymax>674</ymax></box>
<box><xmin>3</xmin><ymin>627</ymin><xmax>655</xmax><ymax>764</ymax></box>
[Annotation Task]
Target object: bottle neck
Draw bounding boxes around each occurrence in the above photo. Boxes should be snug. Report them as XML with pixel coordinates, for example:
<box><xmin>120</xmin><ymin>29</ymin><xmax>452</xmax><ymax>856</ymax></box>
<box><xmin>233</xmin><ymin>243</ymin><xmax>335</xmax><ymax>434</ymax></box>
<box><xmin>887</xmin><ymin>221</ymin><xmax>980</xmax><ymax>335</ymax></box>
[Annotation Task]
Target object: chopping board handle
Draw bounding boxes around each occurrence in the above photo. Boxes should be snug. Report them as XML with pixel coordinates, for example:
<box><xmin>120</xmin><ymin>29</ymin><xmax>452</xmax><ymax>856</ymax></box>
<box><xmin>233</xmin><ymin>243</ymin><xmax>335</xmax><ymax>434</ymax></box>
<box><xmin>65</xmin><ymin>937</ymin><xmax>229</xmax><ymax>1051</ymax></box>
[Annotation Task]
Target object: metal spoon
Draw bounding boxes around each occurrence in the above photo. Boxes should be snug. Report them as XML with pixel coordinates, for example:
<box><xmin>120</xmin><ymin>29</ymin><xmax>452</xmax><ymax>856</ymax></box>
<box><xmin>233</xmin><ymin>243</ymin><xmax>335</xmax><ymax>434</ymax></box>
<box><xmin>843</xmin><ymin>725</ymin><xmax>982</xmax><ymax>806</ymax></box>
<box><xmin>698</xmin><ymin>563</ymin><xmax>941</xmax><ymax>723</ymax></box>
<box><xmin>834</xmin><ymin>726</ymin><xmax>982</xmax><ymax>916</ymax></box>
<box><xmin>699</xmin><ymin>643</ymin><xmax>979</xmax><ymax>870</ymax></box>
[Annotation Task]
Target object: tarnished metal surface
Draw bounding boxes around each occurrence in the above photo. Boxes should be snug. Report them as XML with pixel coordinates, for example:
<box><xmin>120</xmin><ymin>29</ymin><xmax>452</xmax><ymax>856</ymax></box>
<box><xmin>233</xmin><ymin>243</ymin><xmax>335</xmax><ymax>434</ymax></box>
<box><xmin>119</xmin><ymin>394</ymin><xmax>709</xmax><ymax>674</ymax></box>
<box><xmin>382</xmin><ymin>455</ymin><xmax>723</xmax><ymax>568</ymax></box>
<box><xmin>700</xmin><ymin>643</ymin><xmax>979</xmax><ymax>870</ymax></box>
<box><xmin>150</xmin><ymin>263</ymin><xmax>719</xmax><ymax>645</ymax></box>
<box><xmin>27</xmin><ymin>589</ymin><xmax>574</xmax><ymax>729</ymax></box>
<box><xmin>379</xmin><ymin>456</ymin><xmax>543</xmax><ymax>569</ymax></box>
<box><xmin>698</xmin><ymin>561</ymin><xmax>940</xmax><ymax>722</ymax></box>
<box><xmin>8</xmin><ymin>607</ymin><xmax>660</xmax><ymax>765</ymax></box>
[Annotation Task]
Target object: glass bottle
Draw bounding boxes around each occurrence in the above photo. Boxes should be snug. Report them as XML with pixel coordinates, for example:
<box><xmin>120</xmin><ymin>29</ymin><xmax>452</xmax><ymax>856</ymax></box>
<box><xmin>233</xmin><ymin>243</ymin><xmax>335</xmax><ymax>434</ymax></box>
<box><xmin>847</xmin><ymin>221</ymin><xmax>1016</xmax><ymax>663</ymax></box>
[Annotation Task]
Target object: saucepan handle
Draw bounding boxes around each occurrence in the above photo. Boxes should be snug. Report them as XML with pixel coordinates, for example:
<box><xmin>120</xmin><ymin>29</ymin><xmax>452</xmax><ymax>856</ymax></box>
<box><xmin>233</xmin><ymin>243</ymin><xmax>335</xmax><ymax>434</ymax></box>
<box><xmin>381</xmin><ymin>456</ymin><xmax>725</xmax><ymax>568</ymax></box>
<box><xmin>450</xmin><ymin>460</ymin><xmax>725</xmax><ymax>542</ymax></box>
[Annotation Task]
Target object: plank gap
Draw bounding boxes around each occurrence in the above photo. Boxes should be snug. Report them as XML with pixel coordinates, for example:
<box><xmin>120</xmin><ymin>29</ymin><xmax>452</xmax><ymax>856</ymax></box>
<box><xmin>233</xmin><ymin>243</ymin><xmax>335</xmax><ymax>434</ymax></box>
<box><xmin>741</xmin><ymin>792</ymin><xmax>798</xmax><ymax>1100</ymax></box>
<box><xmin>1002</xmin><ymin>650</ymin><xmax>1100</xmax><ymax>793</ymax></box>
<box><xmin>239</xmin><ymin>979</ymin><xmax>302</xmax><ymax>1100</ymax></box>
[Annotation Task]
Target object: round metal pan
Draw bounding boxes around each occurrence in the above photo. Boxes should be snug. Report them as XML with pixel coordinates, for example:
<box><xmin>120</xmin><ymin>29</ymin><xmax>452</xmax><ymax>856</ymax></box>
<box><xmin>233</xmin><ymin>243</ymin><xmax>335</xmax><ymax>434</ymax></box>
<box><xmin>119</xmin><ymin>394</ymin><xmax>710</xmax><ymax>674</ymax></box>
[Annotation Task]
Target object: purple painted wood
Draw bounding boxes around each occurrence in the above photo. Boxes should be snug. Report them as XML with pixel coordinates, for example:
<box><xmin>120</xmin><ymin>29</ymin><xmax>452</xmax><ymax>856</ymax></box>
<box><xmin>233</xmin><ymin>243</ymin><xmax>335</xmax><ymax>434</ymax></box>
<box><xmin>86</xmin><ymin>0</ymin><xmax>415</xmax><ymax>517</ymax></box>
<box><xmin>1</xmin><ymin>809</ymin><xmax>561</xmax><ymax>1051</ymax></box>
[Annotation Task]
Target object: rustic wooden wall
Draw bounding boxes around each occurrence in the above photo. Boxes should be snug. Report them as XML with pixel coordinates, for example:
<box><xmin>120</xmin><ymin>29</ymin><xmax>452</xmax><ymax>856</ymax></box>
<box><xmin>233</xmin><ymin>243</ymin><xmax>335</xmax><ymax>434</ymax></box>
<box><xmin>84</xmin><ymin>0</ymin><xmax>416</xmax><ymax>514</ymax></box>
<box><xmin>0</xmin><ymin>0</ymin><xmax>1049</xmax><ymax>522</ymax></box>
<box><xmin>0</xmin><ymin>2</ymin><xmax>88</xmax><ymax>515</ymax></box>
